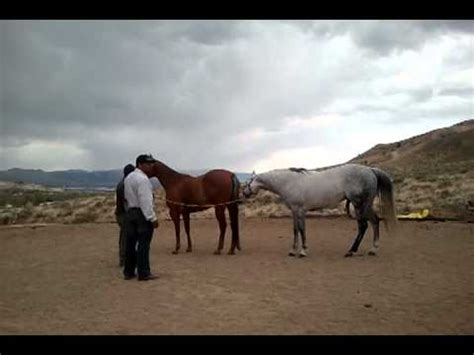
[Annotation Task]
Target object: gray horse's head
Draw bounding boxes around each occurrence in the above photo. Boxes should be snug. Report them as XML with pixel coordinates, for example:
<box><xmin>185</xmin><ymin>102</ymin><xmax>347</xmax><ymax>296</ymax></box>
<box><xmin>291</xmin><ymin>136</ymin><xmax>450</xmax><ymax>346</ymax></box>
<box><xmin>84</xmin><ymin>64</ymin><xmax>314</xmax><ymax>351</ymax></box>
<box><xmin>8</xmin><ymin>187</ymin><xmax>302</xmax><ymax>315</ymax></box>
<box><xmin>242</xmin><ymin>171</ymin><xmax>264</xmax><ymax>198</ymax></box>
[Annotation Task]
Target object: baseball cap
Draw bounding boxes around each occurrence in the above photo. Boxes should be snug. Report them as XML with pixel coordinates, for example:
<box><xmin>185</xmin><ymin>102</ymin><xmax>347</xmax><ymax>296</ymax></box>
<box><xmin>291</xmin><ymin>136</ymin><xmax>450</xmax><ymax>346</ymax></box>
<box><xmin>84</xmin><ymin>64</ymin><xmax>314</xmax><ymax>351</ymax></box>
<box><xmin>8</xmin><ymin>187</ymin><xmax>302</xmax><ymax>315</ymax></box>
<box><xmin>136</xmin><ymin>154</ymin><xmax>157</xmax><ymax>166</ymax></box>
<box><xmin>123</xmin><ymin>164</ymin><xmax>135</xmax><ymax>176</ymax></box>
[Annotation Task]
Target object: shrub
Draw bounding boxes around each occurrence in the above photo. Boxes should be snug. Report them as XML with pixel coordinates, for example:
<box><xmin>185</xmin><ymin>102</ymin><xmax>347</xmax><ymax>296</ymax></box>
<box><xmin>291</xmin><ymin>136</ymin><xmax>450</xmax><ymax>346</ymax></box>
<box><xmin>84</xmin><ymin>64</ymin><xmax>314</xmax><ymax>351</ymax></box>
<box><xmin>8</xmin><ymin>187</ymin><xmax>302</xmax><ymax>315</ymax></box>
<box><xmin>0</xmin><ymin>212</ymin><xmax>15</xmax><ymax>225</ymax></box>
<box><xmin>71</xmin><ymin>211</ymin><xmax>98</xmax><ymax>224</ymax></box>
<box><xmin>438</xmin><ymin>180</ymin><xmax>453</xmax><ymax>189</ymax></box>
<box><xmin>95</xmin><ymin>201</ymin><xmax>104</xmax><ymax>208</ymax></box>
<box><xmin>439</xmin><ymin>190</ymin><xmax>451</xmax><ymax>199</ymax></box>
<box><xmin>16</xmin><ymin>207</ymin><xmax>33</xmax><ymax>221</ymax></box>
<box><xmin>34</xmin><ymin>211</ymin><xmax>46</xmax><ymax>219</ymax></box>
<box><xmin>393</xmin><ymin>177</ymin><xmax>405</xmax><ymax>185</ymax></box>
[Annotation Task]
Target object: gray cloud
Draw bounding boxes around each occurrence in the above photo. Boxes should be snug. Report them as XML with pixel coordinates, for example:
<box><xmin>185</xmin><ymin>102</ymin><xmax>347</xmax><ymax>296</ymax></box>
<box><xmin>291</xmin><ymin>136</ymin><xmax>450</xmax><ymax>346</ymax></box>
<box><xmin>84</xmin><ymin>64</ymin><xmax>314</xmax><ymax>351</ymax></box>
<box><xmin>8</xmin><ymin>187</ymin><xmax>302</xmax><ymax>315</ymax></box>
<box><xmin>438</xmin><ymin>87</ymin><xmax>474</xmax><ymax>98</ymax></box>
<box><xmin>351</xmin><ymin>20</ymin><xmax>474</xmax><ymax>56</ymax></box>
<box><xmin>417</xmin><ymin>20</ymin><xmax>474</xmax><ymax>34</ymax></box>
<box><xmin>1</xmin><ymin>20</ymin><xmax>472</xmax><ymax>171</ymax></box>
<box><xmin>290</xmin><ymin>20</ymin><xmax>474</xmax><ymax>56</ymax></box>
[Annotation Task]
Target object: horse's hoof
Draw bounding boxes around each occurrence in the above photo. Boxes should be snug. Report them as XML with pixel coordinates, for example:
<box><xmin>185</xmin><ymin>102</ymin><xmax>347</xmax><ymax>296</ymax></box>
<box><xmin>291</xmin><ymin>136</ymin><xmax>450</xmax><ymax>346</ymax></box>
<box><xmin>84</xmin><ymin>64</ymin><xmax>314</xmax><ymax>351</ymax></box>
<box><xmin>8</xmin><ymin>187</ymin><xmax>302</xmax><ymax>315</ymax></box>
<box><xmin>172</xmin><ymin>250</ymin><xmax>179</xmax><ymax>255</ymax></box>
<box><xmin>227</xmin><ymin>250</ymin><xmax>236</xmax><ymax>255</ymax></box>
<box><xmin>368</xmin><ymin>250</ymin><xmax>377</xmax><ymax>256</ymax></box>
<box><xmin>288</xmin><ymin>252</ymin><xmax>296</xmax><ymax>257</ymax></box>
<box><xmin>213</xmin><ymin>250</ymin><xmax>222</xmax><ymax>255</ymax></box>
<box><xmin>344</xmin><ymin>251</ymin><xmax>354</xmax><ymax>257</ymax></box>
<box><xmin>298</xmin><ymin>248</ymin><xmax>308</xmax><ymax>258</ymax></box>
<box><xmin>186</xmin><ymin>248</ymin><xmax>192</xmax><ymax>253</ymax></box>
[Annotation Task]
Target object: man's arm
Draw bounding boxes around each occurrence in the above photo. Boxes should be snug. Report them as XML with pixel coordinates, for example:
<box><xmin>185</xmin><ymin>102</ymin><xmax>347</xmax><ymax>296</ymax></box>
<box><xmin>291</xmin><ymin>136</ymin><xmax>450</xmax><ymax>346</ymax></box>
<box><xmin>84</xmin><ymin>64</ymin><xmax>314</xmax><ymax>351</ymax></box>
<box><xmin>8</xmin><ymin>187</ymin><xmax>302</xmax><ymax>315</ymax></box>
<box><xmin>137</xmin><ymin>179</ymin><xmax>157</xmax><ymax>223</ymax></box>
<box><xmin>115</xmin><ymin>181</ymin><xmax>125</xmax><ymax>215</ymax></box>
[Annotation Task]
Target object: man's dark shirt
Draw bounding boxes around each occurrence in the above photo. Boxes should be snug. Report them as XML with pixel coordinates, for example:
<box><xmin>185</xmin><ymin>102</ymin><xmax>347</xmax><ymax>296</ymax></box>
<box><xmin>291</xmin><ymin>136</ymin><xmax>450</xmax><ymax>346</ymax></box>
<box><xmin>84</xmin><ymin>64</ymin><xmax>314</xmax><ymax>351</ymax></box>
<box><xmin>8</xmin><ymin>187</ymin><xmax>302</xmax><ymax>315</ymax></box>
<box><xmin>115</xmin><ymin>178</ymin><xmax>126</xmax><ymax>215</ymax></box>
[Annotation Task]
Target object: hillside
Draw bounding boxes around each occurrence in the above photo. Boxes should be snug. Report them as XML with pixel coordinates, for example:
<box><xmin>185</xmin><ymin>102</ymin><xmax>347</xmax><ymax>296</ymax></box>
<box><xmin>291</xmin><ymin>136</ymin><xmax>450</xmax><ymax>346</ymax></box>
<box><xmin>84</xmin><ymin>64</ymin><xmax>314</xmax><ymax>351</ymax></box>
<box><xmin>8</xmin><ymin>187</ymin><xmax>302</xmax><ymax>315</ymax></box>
<box><xmin>350</xmin><ymin>120</ymin><xmax>473</xmax><ymax>175</ymax></box>
<box><xmin>350</xmin><ymin>119</ymin><xmax>474</xmax><ymax>219</ymax></box>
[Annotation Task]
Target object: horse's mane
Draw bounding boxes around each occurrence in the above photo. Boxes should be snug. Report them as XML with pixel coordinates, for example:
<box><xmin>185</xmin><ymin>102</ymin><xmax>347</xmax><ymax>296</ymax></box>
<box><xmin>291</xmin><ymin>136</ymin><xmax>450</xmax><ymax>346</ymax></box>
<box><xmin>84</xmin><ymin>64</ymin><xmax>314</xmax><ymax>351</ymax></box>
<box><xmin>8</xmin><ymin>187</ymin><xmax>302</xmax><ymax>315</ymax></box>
<box><xmin>288</xmin><ymin>167</ymin><xmax>309</xmax><ymax>174</ymax></box>
<box><xmin>308</xmin><ymin>163</ymin><xmax>349</xmax><ymax>173</ymax></box>
<box><xmin>267</xmin><ymin>163</ymin><xmax>353</xmax><ymax>177</ymax></box>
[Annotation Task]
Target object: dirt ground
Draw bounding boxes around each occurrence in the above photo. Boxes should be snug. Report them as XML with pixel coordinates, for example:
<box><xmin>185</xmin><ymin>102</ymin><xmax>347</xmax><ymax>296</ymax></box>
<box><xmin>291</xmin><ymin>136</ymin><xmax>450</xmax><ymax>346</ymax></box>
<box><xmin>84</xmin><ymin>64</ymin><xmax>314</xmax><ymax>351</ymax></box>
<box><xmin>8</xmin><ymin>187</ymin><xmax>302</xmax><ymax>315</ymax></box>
<box><xmin>0</xmin><ymin>217</ymin><xmax>473</xmax><ymax>335</ymax></box>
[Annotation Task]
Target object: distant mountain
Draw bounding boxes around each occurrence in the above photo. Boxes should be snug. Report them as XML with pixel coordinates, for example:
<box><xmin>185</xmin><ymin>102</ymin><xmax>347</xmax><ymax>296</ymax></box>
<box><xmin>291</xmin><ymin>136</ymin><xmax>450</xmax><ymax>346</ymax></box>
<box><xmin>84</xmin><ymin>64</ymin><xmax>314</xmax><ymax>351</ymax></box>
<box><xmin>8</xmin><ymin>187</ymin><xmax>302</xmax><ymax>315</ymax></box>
<box><xmin>0</xmin><ymin>168</ymin><xmax>252</xmax><ymax>189</ymax></box>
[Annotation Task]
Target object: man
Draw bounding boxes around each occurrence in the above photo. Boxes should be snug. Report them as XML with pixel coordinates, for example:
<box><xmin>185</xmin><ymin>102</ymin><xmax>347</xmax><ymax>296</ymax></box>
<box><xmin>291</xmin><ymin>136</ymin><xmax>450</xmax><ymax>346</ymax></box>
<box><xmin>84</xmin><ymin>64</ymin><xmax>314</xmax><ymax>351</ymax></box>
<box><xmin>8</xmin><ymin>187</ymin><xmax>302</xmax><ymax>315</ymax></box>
<box><xmin>115</xmin><ymin>163</ymin><xmax>135</xmax><ymax>267</ymax></box>
<box><xmin>123</xmin><ymin>154</ymin><xmax>159</xmax><ymax>281</ymax></box>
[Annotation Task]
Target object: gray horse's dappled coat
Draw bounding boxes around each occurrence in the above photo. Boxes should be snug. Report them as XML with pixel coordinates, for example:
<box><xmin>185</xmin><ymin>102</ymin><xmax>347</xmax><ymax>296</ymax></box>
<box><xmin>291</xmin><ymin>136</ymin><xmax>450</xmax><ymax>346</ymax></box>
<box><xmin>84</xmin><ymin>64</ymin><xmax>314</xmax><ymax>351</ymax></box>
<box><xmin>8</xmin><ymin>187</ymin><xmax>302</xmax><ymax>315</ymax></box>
<box><xmin>243</xmin><ymin>164</ymin><xmax>397</xmax><ymax>257</ymax></box>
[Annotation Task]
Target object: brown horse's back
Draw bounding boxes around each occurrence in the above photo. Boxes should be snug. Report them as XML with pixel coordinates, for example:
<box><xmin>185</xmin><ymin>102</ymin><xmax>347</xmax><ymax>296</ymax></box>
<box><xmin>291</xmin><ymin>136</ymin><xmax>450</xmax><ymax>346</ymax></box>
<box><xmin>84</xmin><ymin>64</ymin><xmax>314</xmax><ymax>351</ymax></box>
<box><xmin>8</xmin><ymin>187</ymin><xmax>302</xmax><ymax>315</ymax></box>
<box><xmin>165</xmin><ymin>169</ymin><xmax>238</xmax><ymax>206</ymax></box>
<box><xmin>201</xmin><ymin>169</ymin><xmax>237</xmax><ymax>204</ymax></box>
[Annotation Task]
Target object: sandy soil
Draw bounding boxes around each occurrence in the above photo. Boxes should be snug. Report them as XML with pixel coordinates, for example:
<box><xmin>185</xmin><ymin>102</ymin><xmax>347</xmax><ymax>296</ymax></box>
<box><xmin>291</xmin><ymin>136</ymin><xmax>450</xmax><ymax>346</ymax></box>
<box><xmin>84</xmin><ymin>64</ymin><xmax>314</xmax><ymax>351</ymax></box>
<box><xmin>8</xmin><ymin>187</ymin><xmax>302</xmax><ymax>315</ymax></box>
<box><xmin>0</xmin><ymin>217</ymin><xmax>472</xmax><ymax>335</ymax></box>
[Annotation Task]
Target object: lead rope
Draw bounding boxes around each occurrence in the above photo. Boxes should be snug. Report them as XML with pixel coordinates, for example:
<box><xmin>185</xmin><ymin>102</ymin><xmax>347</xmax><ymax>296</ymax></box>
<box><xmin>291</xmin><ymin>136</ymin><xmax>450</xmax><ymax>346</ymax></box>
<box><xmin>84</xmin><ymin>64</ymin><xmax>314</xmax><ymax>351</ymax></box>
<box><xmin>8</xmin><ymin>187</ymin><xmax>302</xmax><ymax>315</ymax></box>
<box><xmin>163</xmin><ymin>198</ymin><xmax>245</xmax><ymax>208</ymax></box>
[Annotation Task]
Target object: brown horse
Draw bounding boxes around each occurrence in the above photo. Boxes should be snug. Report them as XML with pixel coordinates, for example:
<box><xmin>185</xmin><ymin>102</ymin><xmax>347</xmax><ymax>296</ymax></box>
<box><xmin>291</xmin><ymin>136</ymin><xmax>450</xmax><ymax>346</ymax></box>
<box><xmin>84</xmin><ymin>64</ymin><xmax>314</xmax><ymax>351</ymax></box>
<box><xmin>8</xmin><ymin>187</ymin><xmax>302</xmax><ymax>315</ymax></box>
<box><xmin>150</xmin><ymin>159</ymin><xmax>241</xmax><ymax>255</ymax></box>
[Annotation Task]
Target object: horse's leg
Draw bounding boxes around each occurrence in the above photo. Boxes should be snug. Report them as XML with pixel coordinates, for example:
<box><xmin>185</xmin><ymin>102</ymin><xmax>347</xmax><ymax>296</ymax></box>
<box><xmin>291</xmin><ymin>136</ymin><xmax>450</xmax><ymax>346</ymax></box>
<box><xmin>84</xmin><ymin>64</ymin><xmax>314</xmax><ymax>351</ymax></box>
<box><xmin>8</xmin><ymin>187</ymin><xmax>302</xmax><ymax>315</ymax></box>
<box><xmin>345</xmin><ymin>218</ymin><xmax>368</xmax><ymax>257</ymax></box>
<box><xmin>183</xmin><ymin>210</ymin><xmax>192</xmax><ymax>252</ymax></box>
<box><xmin>214</xmin><ymin>206</ymin><xmax>227</xmax><ymax>255</ymax></box>
<box><xmin>297</xmin><ymin>209</ymin><xmax>308</xmax><ymax>257</ymax></box>
<box><xmin>345</xmin><ymin>199</ymin><xmax>352</xmax><ymax>218</ymax></box>
<box><xmin>345</xmin><ymin>203</ymin><xmax>369</xmax><ymax>257</ymax></box>
<box><xmin>233</xmin><ymin>204</ymin><xmax>241</xmax><ymax>251</ymax></box>
<box><xmin>367</xmin><ymin>207</ymin><xmax>380</xmax><ymax>256</ymax></box>
<box><xmin>289</xmin><ymin>209</ymin><xmax>300</xmax><ymax>257</ymax></box>
<box><xmin>170</xmin><ymin>208</ymin><xmax>181</xmax><ymax>255</ymax></box>
<box><xmin>227</xmin><ymin>203</ymin><xmax>239</xmax><ymax>255</ymax></box>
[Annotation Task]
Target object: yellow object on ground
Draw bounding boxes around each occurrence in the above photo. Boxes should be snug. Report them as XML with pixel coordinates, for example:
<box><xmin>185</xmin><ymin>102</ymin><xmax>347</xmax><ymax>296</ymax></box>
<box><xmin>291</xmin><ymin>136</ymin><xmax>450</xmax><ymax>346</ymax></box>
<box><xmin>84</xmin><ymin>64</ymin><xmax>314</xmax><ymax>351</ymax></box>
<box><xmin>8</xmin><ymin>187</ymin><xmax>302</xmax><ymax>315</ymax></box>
<box><xmin>397</xmin><ymin>209</ymin><xmax>430</xmax><ymax>220</ymax></box>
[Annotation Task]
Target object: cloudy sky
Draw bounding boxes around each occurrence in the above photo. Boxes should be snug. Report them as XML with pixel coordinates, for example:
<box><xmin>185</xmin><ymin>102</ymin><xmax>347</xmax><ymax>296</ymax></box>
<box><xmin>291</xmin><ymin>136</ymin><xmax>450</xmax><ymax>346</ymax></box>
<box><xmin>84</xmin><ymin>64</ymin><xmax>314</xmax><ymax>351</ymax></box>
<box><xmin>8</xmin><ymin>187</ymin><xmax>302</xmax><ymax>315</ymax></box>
<box><xmin>1</xmin><ymin>20</ymin><xmax>473</xmax><ymax>172</ymax></box>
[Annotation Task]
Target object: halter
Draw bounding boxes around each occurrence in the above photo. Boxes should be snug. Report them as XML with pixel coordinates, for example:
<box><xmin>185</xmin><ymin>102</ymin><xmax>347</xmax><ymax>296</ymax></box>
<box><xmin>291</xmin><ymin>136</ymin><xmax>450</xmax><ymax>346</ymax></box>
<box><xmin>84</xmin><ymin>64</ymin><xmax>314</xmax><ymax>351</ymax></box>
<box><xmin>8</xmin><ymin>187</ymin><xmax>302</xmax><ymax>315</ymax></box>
<box><xmin>242</xmin><ymin>173</ymin><xmax>258</xmax><ymax>196</ymax></box>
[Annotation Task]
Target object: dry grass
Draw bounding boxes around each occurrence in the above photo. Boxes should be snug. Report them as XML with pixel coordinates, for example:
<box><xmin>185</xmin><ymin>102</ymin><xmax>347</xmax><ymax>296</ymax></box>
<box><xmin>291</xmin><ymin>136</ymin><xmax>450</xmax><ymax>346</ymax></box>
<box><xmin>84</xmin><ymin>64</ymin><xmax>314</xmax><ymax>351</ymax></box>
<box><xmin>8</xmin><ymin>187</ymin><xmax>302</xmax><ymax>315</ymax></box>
<box><xmin>1</xmin><ymin>175</ymin><xmax>473</xmax><ymax>226</ymax></box>
<box><xmin>2</xmin><ymin>172</ymin><xmax>473</xmax><ymax>226</ymax></box>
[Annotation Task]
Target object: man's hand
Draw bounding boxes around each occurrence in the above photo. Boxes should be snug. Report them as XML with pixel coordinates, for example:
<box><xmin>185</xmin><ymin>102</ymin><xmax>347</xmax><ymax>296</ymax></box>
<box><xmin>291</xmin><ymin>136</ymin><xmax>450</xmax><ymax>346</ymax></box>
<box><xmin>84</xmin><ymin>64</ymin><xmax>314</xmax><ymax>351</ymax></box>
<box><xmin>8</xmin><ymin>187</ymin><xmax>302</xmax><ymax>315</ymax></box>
<box><xmin>152</xmin><ymin>220</ymin><xmax>159</xmax><ymax>229</ymax></box>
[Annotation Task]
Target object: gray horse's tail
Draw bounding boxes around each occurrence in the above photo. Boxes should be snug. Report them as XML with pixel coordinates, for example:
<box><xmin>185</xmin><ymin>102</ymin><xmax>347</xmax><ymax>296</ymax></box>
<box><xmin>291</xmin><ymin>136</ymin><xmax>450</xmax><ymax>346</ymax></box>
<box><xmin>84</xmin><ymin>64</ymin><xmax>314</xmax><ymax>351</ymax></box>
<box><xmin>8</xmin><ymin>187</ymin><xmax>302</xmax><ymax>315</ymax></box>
<box><xmin>371</xmin><ymin>168</ymin><xmax>398</xmax><ymax>235</ymax></box>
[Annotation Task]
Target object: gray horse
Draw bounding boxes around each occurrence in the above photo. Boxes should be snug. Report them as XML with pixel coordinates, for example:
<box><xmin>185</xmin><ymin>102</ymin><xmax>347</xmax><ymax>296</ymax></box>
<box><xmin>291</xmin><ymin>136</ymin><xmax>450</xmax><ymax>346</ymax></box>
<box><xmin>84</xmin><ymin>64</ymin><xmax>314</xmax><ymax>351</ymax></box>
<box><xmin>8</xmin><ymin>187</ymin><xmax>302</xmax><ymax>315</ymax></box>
<box><xmin>242</xmin><ymin>164</ymin><xmax>397</xmax><ymax>257</ymax></box>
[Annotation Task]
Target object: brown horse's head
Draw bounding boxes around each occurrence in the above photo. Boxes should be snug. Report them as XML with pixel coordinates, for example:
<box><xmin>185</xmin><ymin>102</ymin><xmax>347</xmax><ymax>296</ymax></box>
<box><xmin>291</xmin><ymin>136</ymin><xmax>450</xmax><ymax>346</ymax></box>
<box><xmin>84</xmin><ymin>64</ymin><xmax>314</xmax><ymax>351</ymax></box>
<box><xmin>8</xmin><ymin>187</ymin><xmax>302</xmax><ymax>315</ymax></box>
<box><xmin>135</xmin><ymin>154</ymin><xmax>156</xmax><ymax>177</ymax></box>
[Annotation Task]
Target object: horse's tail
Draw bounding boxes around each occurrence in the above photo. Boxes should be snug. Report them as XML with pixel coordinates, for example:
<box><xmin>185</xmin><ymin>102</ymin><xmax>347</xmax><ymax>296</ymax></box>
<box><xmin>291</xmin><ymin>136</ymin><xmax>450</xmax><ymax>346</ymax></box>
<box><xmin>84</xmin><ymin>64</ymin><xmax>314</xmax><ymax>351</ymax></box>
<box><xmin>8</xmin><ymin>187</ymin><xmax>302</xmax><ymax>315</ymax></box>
<box><xmin>230</xmin><ymin>173</ymin><xmax>241</xmax><ymax>203</ymax></box>
<box><xmin>230</xmin><ymin>172</ymin><xmax>241</xmax><ymax>251</ymax></box>
<box><xmin>371</xmin><ymin>168</ymin><xmax>398</xmax><ymax>235</ymax></box>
